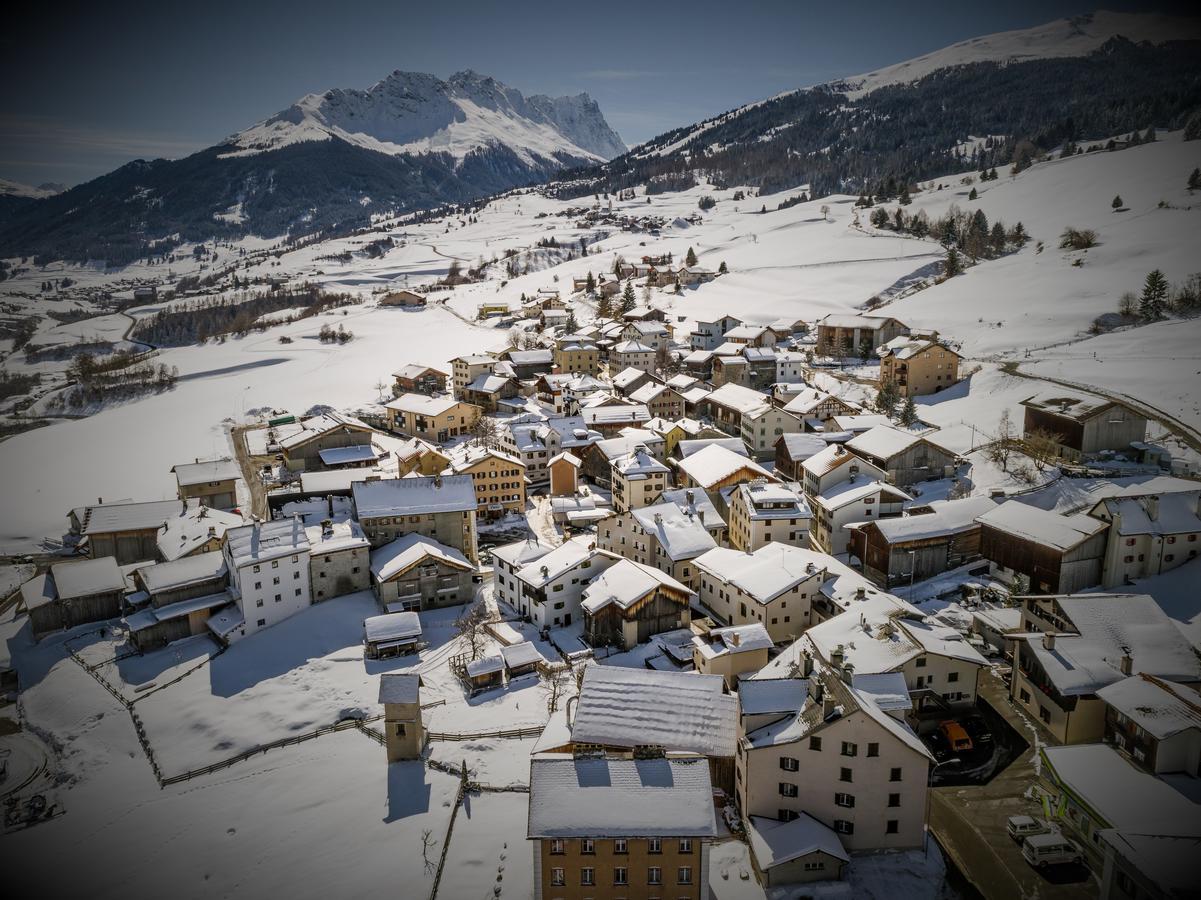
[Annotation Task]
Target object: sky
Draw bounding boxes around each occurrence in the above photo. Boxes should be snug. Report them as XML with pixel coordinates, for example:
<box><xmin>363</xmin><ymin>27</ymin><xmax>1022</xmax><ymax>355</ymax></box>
<box><xmin>0</xmin><ymin>0</ymin><xmax>1190</xmax><ymax>187</ymax></box>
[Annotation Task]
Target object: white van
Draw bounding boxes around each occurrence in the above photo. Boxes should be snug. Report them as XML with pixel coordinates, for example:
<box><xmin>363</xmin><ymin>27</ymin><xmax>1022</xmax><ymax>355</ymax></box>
<box><xmin>1022</xmin><ymin>832</ymin><xmax>1084</xmax><ymax>868</ymax></box>
<box><xmin>1006</xmin><ymin>815</ymin><xmax>1056</xmax><ymax>843</ymax></box>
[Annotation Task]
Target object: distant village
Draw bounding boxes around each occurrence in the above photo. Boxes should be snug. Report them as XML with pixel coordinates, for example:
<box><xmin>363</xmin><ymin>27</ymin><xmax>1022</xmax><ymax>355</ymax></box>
<box><xmin>8</xmin><ymin>254</ymin><xmax>1200</xmax><ymax>900</ymax></box>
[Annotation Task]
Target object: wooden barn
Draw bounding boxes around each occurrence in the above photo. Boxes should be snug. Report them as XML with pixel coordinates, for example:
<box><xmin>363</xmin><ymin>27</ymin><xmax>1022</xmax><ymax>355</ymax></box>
<box><xmin>580</xmin><ymin>559</ymin><xmax>693</xmax><ymax>650</ymax></box>
<box><xmin>977</xmin><ymin>502</ymin><xmax>1109</xmax><ymax>594</ymax></box>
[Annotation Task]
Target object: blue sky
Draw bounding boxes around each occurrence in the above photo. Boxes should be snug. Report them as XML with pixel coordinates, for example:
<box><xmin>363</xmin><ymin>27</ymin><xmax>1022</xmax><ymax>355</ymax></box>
<box><xmin>0</xmin><ymin>0</ymin><xmax>1185</xmax><ymax>186</ymax></box>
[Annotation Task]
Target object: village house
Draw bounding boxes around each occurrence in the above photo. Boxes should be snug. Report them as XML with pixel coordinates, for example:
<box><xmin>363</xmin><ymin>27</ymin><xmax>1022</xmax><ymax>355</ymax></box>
<box><xmin>621</xmin><ymin>320</ymin><xmax>671</xmax><ymax>351</ymax></box>
<box><xmin>125</xmin><ymin>551</ymin><xmax>231</xmax><ymax>651</ymax></box>
<box><xmin>703</xmin><ymin>383</ymin><xmax>772</xmax><ymax>435</ymax></box>
<box><xmin>391</xmin><ymin>363</ymin><xmax>448</xmax><ymax>396</ymax></box>
<box><xmin>553</xmin><ymin>334</ymin><xmax>601</xmax><ymax>375</ymax></box>
<box><xmin>496</xmin><ymin>420</ymin><xmax>550</xmax><ymax>487</ymax></box>
<box><xmin>378</xmin><ymin>289</ymin><xmax>427</xmax><ymax>308</ymax></box>
<box><xmin>628</xmin><ymin>381</ymin><xmax>684</xmax><ymax>420</ymax></box>
<box><xmin>1011</xmin><ymin>592</ymin><xmax>1201</xmax><ymax>744</ymax></box>
<box><xmin>691</xmin><ymin>621</ymin><xmax>773</xmax><ymax>687</ymax></box>
<box><xmin>976</xmin><ymin>501</ymin><xmax>1108</xmax><ymax>594</ymax></box>
<box><xmin>306</xmin><ymin>519</ymin><xmax>370</xmax><ymax>601</ymax></box>
<box><xmin>581</xmin><ymin>557</ymin><xmax>694</xmax><ymax>649</ymax></box>
<box><xmin>385</xmin><ymin>393</ymin><xmax>481</xmax><ymax>442</ymax></box>
<box><xmin>547</xmin><ymin>664</ymin><xmax>738</xmax><ymax>793</ymax></box>
<box><xmin>450</xmin><ymin>354</ymin><xmax>497</xmax><ymax>397</ymax></box>
<box><xmin>691</xmin><ymin>315</ymin><xmax>743</xmax><ymax>351</ymax></box>
<box><xmin>741</xmin><ymin>403</ymin><xmax>802</xmax><ymax>460</ymax></box>
<box><xmin>611</xmin><ymin>444</ymin><xmax>670</xmax><ymax>513</ymax></box>
<box><xmin>723</xmin><ymin>324</ymin><xmax>777</xmax><ymax>348</ymax></box>
<box><xmin>799</xmin><ymin>443</ymin><xmax>887</xmax><ymax>500</ymax></box>
<box><xmin>156</xmin><ymin>503</ymin><xmax>244</xmax><ymax>561</ymax></box>
<box><xmin>811</xmin><ymin>477</ymin><xmax>909</xmax><ymax>556</ymax></box>
<box><xmin>171</xmin><ymin>457</ymin><xmax>241</xmax><ymax>509</ymax></box>
<box><xmin>527</xmin><ymin>756</ymin><xmax>718</xmax><ymax>900</ymax></box>
<box><xmin>1020</xmin><ymin>390</ymin><xmax>1148</xmax><ymax>462</ymax></box>
<box><xmin>492</xmin><ymin>536</ymin><xmax>619</xmax><ymax>630</ymax></box>
<box><xmin>678</xmin><ymin>265</ymin><xmax>716</xmax><ymax>285</ymax></box>
<box><xmin>845</xmin><ymin>425</ymin><xmax>959</xmax><ymax>488</ymax></box>
<box><xmin>1097</xmin><ymin>674</ymin><xmax>1201</xmax><ymax>776</ymax></box>
<box><xmin>501</xmin><ymin>348</ymin><xmax>555</xmax><ymax>380</ymax></box>
<box><xmin>278</xmin><ymin>412</ymin><xmax>379</xmax><ymax>471</ymax></box>
<box><xmin>815</xmin><ymin>314</ymin><xmax>909</xmax><ymax>356</ymax></box>
<box><xmin>351</xmin><ymin>474</ymin><xmax>479</xmax><ymax>563</ymax></box>
<box><xmin>70</xmin><ymin>497</ymin><xmax>197</xmax><ymax>565</ymax></box>
<box><xmin>877</xmin><ymin>335</ymin><xmax>961</xmax><ymax>397</ymax></box>
<box><xmin>744</xmin><ymin>812</ymin><xmax>850</xmax><ymax>888</ymax></box>
<box><xmin>369</xmin><ymin>533</ymin><xmax>476</xmax><ymax>612</ymax></box>
<box><xmin>218</xmin><ymin>517</ymin><xmax>312</xmax><ymax>643</ymax></box>
<box><xmin>460</xmin><ymin>372</ymin><xmax>520</xmax><ymax>413</ymax></box>
<box><xmin>694</xmin><ymin>543</ymin><xmax>833</xmax><ymax>643</ymax></box>
<box><xmin>743</xmin><ymin>346</ymin><xmax>780</xmax><ymax>391</ymax></box>
<box><xmin>610</xmin><ymin>339</ymin><xmax>656</xmax><ymax>374</ymax></box>
<box><xmin>682</xmin><ymin>348</ymin><xmax>715</xmax><ymax>380</ymax></box>
<box><xmin>379</xmin><ymin>671</ymin><xmax>424</xmax><ymax>761</ymax></box>
<box><xmin>580</xmin><ymin>400</ymin><xmax>651</xmax><ymax>435</ymax></box>
<box><xmin>548</xmin><ymin>451</ymin><xmax>581</xmax><ymax>496</ymax></box>
<box><xmin>728</xmin><ymin>480</ymin><xmax>812</xmax><ymax>551</ymax></box>
<box><xmin>710</xmin><ymin>351</ymin><xmax>750</xmax><ymax>388</ymax></box>
<box><xmin>610</xmin><ymin>366</ymin><xmax>657</xmax><ymax>397</ymax></box>
<box><xmin>22</xmin><ymin>557</ymin><xmax>126</xmax><ymax>639</ymax></box>
<box><xmin>597</xmin><ymin>498</ymin><xmax>717</xmax><ymax>588</ymax></box>
<box><xmin>849</xmin><ymin>496</ymin><xmax>999</xmax><ymax>588</ymax></box>
<box><xmin>774</xmin><ymin>433</ymin><xmax>830</xmax><ymax>482</ymax></box>
<box><xmin>392</xmin><ymin>436</ymin><xmax>451</xmax><ymax>477</ymax></box>
<box><xmin>1086</xmin><ymin>486</ymin><xmax>1201</xmax><ymax>587</ymax></box>
<box><xmin>445</xmin><ymin>444</ymin><xmax>526</xmax><ymax>520</ymax></box>
<box><xmin>578</xmin><ymin>431</ymin><xmax>665</xmax><ymax>489</ymax></box>
<box><xmin>676</xmin><ymin>444</ymin><xmax>776</xmax><ymax>503</ymax></box>
<box><xmin>661</xmin><ymin>486</ymin><xmax>728</xmax><ymax>546</ymax></box>
<box><xmin>736</xmin><ymin>659</ymin><xmax>934</xmax><ymax>856</ymax></box>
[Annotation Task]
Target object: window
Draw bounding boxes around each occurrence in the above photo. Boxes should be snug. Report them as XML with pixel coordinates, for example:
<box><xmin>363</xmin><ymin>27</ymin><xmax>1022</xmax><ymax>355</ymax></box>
<box><xmin>779</xmin><ymin>782</ymin><xmax>799</xmax><ymax>798</ymax></box>
<box><xmin>886</xmin><ymin>819</ymin><xmax>899</xmax><ymax>834</ymax></box>
<box><xmin>580</xmin><ymin>838</ymin><xmax>595</xmax><ymax>855</ymax></box>
<box><xmin>613</xmin><ymin>867</ymin><xmax>628</xmax><ymax>886</ymax></box>
<box><xmin>394</xmin><ymin>723</ymin><xmax>406</xmax><ymax>736</ymax></box>
<box><xmin>834</xmin><ymin>820</ymin><xmax>854</xmax><ymax>835</ymax></box>
<box><xmin>256</xmin><ymin>598</ymin><xmax>264</xmax><ymax>607</ymax></box>
<box><xmin>804</xmin><ymin>861</ymin><xmax>825</xmax><ymax>872</ymax></box>
<box><xmin>256</xmin><ymin>618</ymin><xmax>266</xmax><ymax>627</ymax></box>
<box><xmin>841</xmin><ymin>741</ymin><xmax>858</xmax><ymax>757</ymax></box>
<box><xmin>948</xmin><ymin>671</ymin><xmax>959</xmax><ymax>683</ymax></box>
<box><xmin>809</xmin><ymin>736</ymin><xmax>822</xmax><ymax>751</ymax></box>
<box><xmin>890</xmin><ymin>768</ymin><xmax>902</xmax><ymax>782</ymax></box>
<box><xmin>779</xmin><ymin>757</ymin><xmax>799</xmax><ymax>772</ymax></box>
<box><xmin>867</xmin><ymin>742</ymin><xmax>879</xmax><ymax>758</ymax></box>
<box><xmin>272</xmin><ymin>576</ymin><xmax>280</xmax><ymax>586</ymax></box>
<box><xmin>778</xmin><ymin>809</ymin><xmax>799</xmax><ymax>822</ymax></box>
<box><xmin>840</xmin><ymin>767</ymin><xmax>853</xmax><ymax>783</ymax></box>
<box><xmin>254</xmin><ymin>581</ymin><xmax>262</xmax><ymax>590</ymax></box>
<box><xmin>677</xmin><ymin>866</ymin><xmax>692</xmax><ymax>885</ymax></box>
<box><xmin>274</xmin><ymin>593</ymin><xmax>282</xmax><ymax>602</ymax></box>
<box><xmin>580</xmin><ymin>867</ymin><xmax>594</xmax><ymax>886</ymax></box>
<box><xmin>295</xmin><ymin>588</ymin><xmax>302</xmax><ymax>596</ymax></box>
<box><xmin>915</xmin><ymin>656</ymin><xmax>927</xmax><ymax>668</ymax></box>
<box><xmin>888</xmin><ymin>793</ymin><xmax>901</xmax><ymax>808</ymax></box>
<box><xmin>834</xmin><ymin>792</ymin><xmax>855</xmax><ymax>808</ymax></box>
<box><xmin>614</xmin><ymin>839</ymin><xmax>627</xmax><ymax>854</ymax></box>
<box><xmin>271</xmin><ymin>560</ymin><xmax>279</xmax><ymax>569</ymax></box>
<box><xmin>647</xmin><ymin>866</ymin><xmax>662</xmax><ymax>885</ymax></box>
<box><xmin>648</xmin><ymin>838</ymin><xmax>662</xmax><ymax>854</ymax></box>
<box><xmin>550</xmin><ymin>868</ymin><xmax>565</xmax><ymax>886</ymax></box>
<box><xmin>679</xmin><ymin>839</ymin><xmax>693</xmax><ymax>854</ymax></box>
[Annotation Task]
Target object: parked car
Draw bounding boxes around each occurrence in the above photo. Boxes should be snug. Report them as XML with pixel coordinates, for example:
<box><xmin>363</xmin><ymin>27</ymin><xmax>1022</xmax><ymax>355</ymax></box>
<box><xmin>1022</xmin><ymin>833</ymin><xmax>1084</xmax><ymax>868</ymax></box>
<box><xmin>1006</xmin><ymin>815</ymin><xmax>1057</xmax><ymax>843</ymax></box>
<box><xmin>939</xmin><ymin>720</ymin><xmax>974</xmax><ymax>754</ymax></box>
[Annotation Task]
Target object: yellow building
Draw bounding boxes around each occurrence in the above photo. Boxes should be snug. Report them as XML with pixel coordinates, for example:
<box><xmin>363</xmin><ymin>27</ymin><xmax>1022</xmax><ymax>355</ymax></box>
<box><xmin>878</xmin><ymin>336</ymin><xmax>961</xmax><ymax>397</ymax></box>
<box><xmin>385</xmin><ymin>393</ymin><xmax>481</xmax><ymax>442</ymax></box>
<box><xmin>447</xmin><ymin>445</ymin><xmax>526</xmax><ymax>520</ymax></box>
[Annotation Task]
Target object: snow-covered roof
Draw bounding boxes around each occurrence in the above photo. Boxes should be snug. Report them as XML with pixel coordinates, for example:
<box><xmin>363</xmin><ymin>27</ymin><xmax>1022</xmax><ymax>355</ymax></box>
<box><xmin>392</xmin><ymin>363</ymin><xmax>447</xmax><ymax>379</ymax></box>
<box><xmin>278</xmin><ymin>412</ymin><xmax>373</xmax><ymax>449</ymax></box>
<box><xmin>370</xmin><ymin>533</ymin><xmax>473</xmax><ymax>582</ymax></box>
<box><xmin>666</xmin><ymin>374</ymin><xmax>697</xmax><ymax>390</ymax></box>
<box><xmin>870</xmin><ymin>496</ymin><xmax>999</xmax><ymax>542</ymax></box>
<box><xmin>813</xmin><ymin>478</ymin><xmax>908</xmax><ymax>513</ymax></box>
<box><xmin>548</xmin><ymin>451</ymin><xmax>581</xmax><ymax>469</ymax></box>
<box><xmin>705</xmin><ymin>382</ymin><xmax>770</xmax><ymax>415</ymax></box>
<box><xmin>1021</xmin><ymin>389</ymin><xmax>1116</xmax><ymax>421</ymax></box>
<box><xmin>136</xmin><ymin>550</ymin><xmax>226</xmax><ymax>595</ymax></box>
<box><xmin>378</xmin><ymin>671</ymin><xmax>422</xmax><ymax>704</ymax></box>
<box><xmin>304</xmin><ymin>519</ymin><xmax>370</xmax><ymax>554</ymax></box>
<box><xmin>571</xmin><ymin>664</ymin><xmax>737</xmax><ymax>756</ymax></box>
<box><xmin>500</xmin><ymin>640</ymin><xmax>545</xmax><ymax>669</ymax></box>
<box><xmin>581</xmin><ymin>558</ymin><xmax>691</xmax><ymax>614</ymax></box>
<box><xmin>1023</xmin><ymin>594</ymin><xmax>1201</xmax><ymax>695</ymax></box>
<box><xmin>465</xmin><ymin>373</ymin><xmax>513</xmax><ymax>394</ymax></box>
<box><xmin>611</xmin><ymin>366</ymin><xmax>651</xmax><ymax>389</ymax></box>
<box><xmin>1096</xmin><ymin>675</ymin><xmax>1201</xmax><ymax>741</ymax></box>
<box><xmin>900</xmin><ymin>620</ymin><xmax>989</xmax><ymax>667</ymax></box>
<box><xmin>818</xmin><ymin>313</ymin><xmax>902</xmax><ymax>330</ymax></box>
<box><xmin>156</xmin><ymin>505</ymin><xmax>243</xmax><ymax>562</ymax></box>
<box><xmin>830</xmin><ymin>414</ymin><xmax>893</xmax><ymax>433</ymax></box>
<box><xmin>629</xmin><ymin>502</ymin><xmax>717</xmax><ymax>560</ymax></box>
<box><xmin>847</xmin><ymin>424</ymin><xmax>952</xmax><ymax>461</ymax></box>
<box><xmin>366</xmin><ymin>613</ymin><xmax>422</xmax><ymax>646</ymax></box>
<box><xmin>385</xmin><ymin>393</ymin><xmax>465</xmax><ymax>416</ymax></box>
<box><xmin>976</xmin><ymin>502</ymin><xmax>1107</xmax><ymax>551</ymax></box>
<box><xmin>747</xmin><ymin>813</ymin><xmax>848</xmax><ymax>870</ymax></box>
<box><xmin>318</xmin><ymin>444</ymin><xmax>381</xmax><ymax>466</ymax></box>
<box><xmin>506</xmin><ymin>349</ymin><xmax>553</xmax><ymax>365</ymax></box>
<box><xmin>515</xmin><ymin>535</ymin><xmax>601</xmax><ymax>588</ymax></box>
<box><xmin>629</xmin><ymin>382</ymin><xmax>671</xmax><ymax>405</ymax></box>
<box><xmin>659</xmin><ymin>487</ymin><xmax>724</xmax><ymax>531</ymax></box>
<box><xmin>677</xmin><ymin>444</ymin><xmax>772</xmax><ymax>489</ymax></box>
<box><xmin>528</xmin><ymin>757</ymin><xmax>717</xmax><ymax>839</ymax></box>
<box><xmin>172</xmin><ymin>457</ymin><xmax>241</xmax><ymax>486</ymax></box>
<box><xmin>804</xmin><ymin>593</ymin><xmax>928</xmax><ymax>675</ymax></box>
<box><xmin>877</xmin><ymin>335</ymin><xmax>958</xmax><ymax>361</ymax></box>
<box><xmin>1092</xmin><ymin>492</ymin><xmax>1201</xmax><ymax>537</ymax></box>
<box><xmin>298</xmin><ymin>467</ymin><xmax>377</xmax><ymax>494</ymax></box>
<box><xmin>776</xmin><ymin>432</ymin><xmax>828</xmax><ymax>460</ymax></box>
<box><xmin>851</xmin><ymin>672</ymin><xmax>912</xmax><ymax>713</ymax></box>
<box><xmin>81</xmin><ymin>498</ymin><xmax>189</xmax><ymax>536</ymax></box>
<box><xmin>353</xmin><ymin>474</ymin><xmax>478</xmax><ymax>517</ymax></box>
<box><xmin>466</xmin><ymin>654</ymin><xmax>505</xmax><ymax>677</ymax></box>
<box><xmin>582</xmin><ymin>404</ymin><xmax>651</xmax><ymax>426</ymax></box>
<box><xmin>48</xmin><ymin>556</ymin><xmax>125</xmax><ymax>600</ymax></box>
<box><xmin>124</xmin><ymin>590</ymin><xmax>231</xmax><ymax>632</ymax></box>
<box><xmin>225</xmin><ymin>517</ymin><xmax>310</xmax><ymax>568</ymax></box>
<box><xmin>737</xmin><ymin>481</ymin><xmax>809</xmax><ymax>520</ymax></box>
<box><xmin>613</xmin><ymin>445</ymin><xmax>669</xmax><ymax>479</ymax></box>
<box><xmin>1042</xmin><ymin>744</ymin><xmax>1201</xmax><ymax>830</ymax></box>
<box><xmin>677</xmin><ymin>437</ymin><xmax>747</xmax><ymax>459</ymax></box>
<box><xmin>695</xmin><ymin>544</ymin><xmax>829</xmax><ymax>604</ymax></box>
<box><xmin>738</xmin><ymin>678</ymin><xmax>808</xmax><ymax>717</ymax></box>
<box><xmin>491</xmin><ymin>538</ymin><xmax>555</xmax><ymax>568</ymax></box>
<box><xmin>801</xmin><ymin>443</ymin><xmax>862</xmax><ymax>477</ymax></box>
<box><xmin>693</xmin><ymin>623</ymin><xmax>773</xmax><ymax>660</ymax></box>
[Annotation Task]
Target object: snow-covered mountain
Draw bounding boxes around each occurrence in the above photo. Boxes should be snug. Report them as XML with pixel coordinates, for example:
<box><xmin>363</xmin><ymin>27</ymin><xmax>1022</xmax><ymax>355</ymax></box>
<box><xmin>0</xmin><ymin>179</ymin><xmax>66</xmax><ymax>199</ymax></box>
<box><xmin>225</xmin><ymin>69</ymin><xmax>626</xmax><ymax>165</ymax></box>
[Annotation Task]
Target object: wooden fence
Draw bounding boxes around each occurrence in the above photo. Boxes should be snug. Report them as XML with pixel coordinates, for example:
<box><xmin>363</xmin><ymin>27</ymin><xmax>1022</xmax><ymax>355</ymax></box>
<box><xmin>426</xmin><ymin>724</ymin><xmax>544</xmax><ymax>742</ymax></box>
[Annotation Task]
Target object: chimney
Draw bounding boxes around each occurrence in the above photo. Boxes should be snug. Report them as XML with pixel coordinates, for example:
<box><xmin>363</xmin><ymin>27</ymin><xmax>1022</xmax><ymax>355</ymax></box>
<box><xmin>1043</xmin><ymin>632</ymin><xmax>1056</xmax><ymax>651</ymax></box>
<box><xmin>830</xmin><ymin>643</ymin><xmax>846</xmax><ymax>669</ymax></box>
<box><xmin>808</xmin><ymin>672</ymin><xmax>823</xmax><ymax>702</ymax></box>
<box><xmin>822</xmin><ymin>688</ymin><xmax>837</xmax><ymax>719</ymax></box>
<box><xmin>841</xmin><ymin>661</ymin><xmax>855</xmax><ymax>685</ymax></box>
<box><xmin>207</xmin><ymin>526</ymin><xmax>216</xmax><ymax>538</ymax></box>
<box><xmin>1119</xmin><ymin>650</ymin><xmax>1133</xmax><ymax>676</ymax></box>
<box><xmin>1141</xmin><ymin>495</ymin><xmax>1159</xmax><ymax>522</ymax></box>
<box><xmin>731</xmin><ymin>630</ymin><xmax>741</xmax><ymax>647</ymax></box>
<box><xmin>685</xmin><ymin>489</ymin><xmax>695</xmax><ymax>505</ymax></box>
<box><xmin>855</xmin><ymin>587</ymin><xmax>866</xmax><ymax>601</ymax></box>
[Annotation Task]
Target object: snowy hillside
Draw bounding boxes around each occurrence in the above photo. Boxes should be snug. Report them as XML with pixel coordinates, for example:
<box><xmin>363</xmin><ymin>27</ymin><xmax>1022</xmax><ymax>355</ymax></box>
<box><xmin>0</xmin><ymin>179</ymin><xmax>65</xmax><ymax>199</ymax></box>
<box><xmin>835</xmin><ymin>10</ymin><xmax>1201</xmax><ymax>97</ymax></box>
<box><xmin>226</xmin><ymin>69</ymin><xmax>626</xmax><ymax>165</ymax></box>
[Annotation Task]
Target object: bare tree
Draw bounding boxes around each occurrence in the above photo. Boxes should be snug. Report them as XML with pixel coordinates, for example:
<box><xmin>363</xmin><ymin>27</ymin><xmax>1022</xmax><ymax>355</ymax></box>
<box><xmin>471</xmin><ymin>415</ymin><xmax>499</xmax><ymax>449</ymax></box>
<box><xmin>454</xmin><ymin>601</ymin><xmax>490</xmax><ymax>660</ymax></box>
<box><xmin>986</xmin><ymin>409</ymin><xmax>1016</xmax><ymax>472</ymax></box>
<box><xmin>374</xmin><ymin>378</ymin><xmax>393</xmax><ymax>402</ymax></box>
<box><xmin>1023</xmin><ymin>427</ymin><xmax>1063</xmax><ymax>473</ymax></box>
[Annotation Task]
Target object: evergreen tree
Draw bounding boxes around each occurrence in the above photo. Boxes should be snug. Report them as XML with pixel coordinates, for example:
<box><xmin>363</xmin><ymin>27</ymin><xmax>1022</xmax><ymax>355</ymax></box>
<box><xmin>898</xmin><ymin>187</ymin><xmax>911</xmax><ymax>206</ymax></box>
<box><xmin>620</xmin><ymin>281</ymin><xmax>636</xmax><ymax>314</ymax></box>
<box><xmin>899</xmin><ymin>395</ymin><xmax>919</xmax><ymax>426</ymax></box>
<box><xmin>968</xmin><ymin>188</ymin><xmax>978</xmax><ymax>201</ymax></box>
<box><xmin>585</xmin><ymin>270</ymin><xmax>596</xmax><ymax>293</ymax></box>
<box><xmin>1112</xmin><ymin>195</ymin><xmax>1123</xmax><ymax>210</ymax></box>
<box><xmin>596</xmin><ymin>292</ymin><xmax>613</xmax><ymax>320</ymax></box>
<box><xmin>564</xmin><ymin>310</ymin><xmax>579</xmax><ymax>333</ymax></box>
<box><xmin>718</xmin><ymin>261</ymin><xmax>728</xmax><ymax>274</ymax></box>
<box><xmin>1188</xmin><ymin>168</ymin><xmax>1200</xmax><ymax>191</ymax></box>
<box><xmin>876</xmin><ymin>380</ymin><xmax>900</xmax><ymax>416</ymax></box>
<box><xmin>1139</xmin><ymin>269</ymin><xmax>1170</xmax><ymax>320</ymax></box>
<box><xmin>989</xmin><ymin>167</ymin><xmax>998</xmax><ymax>181</ymax></box>
<box><xmin>944</xmin><ymin>247</ymin><xmax>963</xmax><ymax>277</ymax></box>
<box><xmin>685</xmin><ymin>247</ymin><xmax>698</xmax><ymax>267</ymax></box>
<box><xmin>990</xmin><ymin>221</ymin><xmax>1007</xmax><ymax>256</ymax></box>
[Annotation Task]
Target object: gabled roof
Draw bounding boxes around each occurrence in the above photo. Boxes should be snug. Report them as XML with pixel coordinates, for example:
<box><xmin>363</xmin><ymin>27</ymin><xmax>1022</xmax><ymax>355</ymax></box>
<box><xmin>385</xmin><ymin>393</ymin><xmax>468</xmax><ymax>416</ymax></box>
<box><xmin>392</xmin><ymin>363</ymin><xmax>447</xmax><ymax>379</ymax></box>
<box><xmin>352</xmin><ymin>475</ymin><xmax>478</xmax><ymax>518</ymax></box>
<box><xmin>370</xmin><ymin>533</ymin><xmax>473</xmax><ymax>582</ymax></box>
<box><xmin>366</xmin><ymin>613</ymin><xmax>422</xmax><ymax>647</ymax></box>
<box><xmin>136</xmin><ymin>550</ymin><xmax>227</xmax><ymax>595</ymax></box>
<box><xmin>279</xmin><ymin>412</ymin><xmax>374</xmax><ymax>450</ymax></box>
<box><xmin>747</xmin><ymin>814</ymin><xmax>848</xmax><ymax>870</ymax></box>
<box><xmin>580</xmin><ymin>558</ymin><xmax>692</xmax><ymax>614</ymax></box>
<box><xmin>976</xmin><ymin>502</ymin><xmax>1107</xmax><ymax>551</ymax></box>
<box><xmin>1095</xmin><ymin>674</ymin><xmax>1201</xmax><ymax>740</ymax></box>
<box><xmin>156</xmin><ymin>505</ymin><xmax>243</xmax><ymax>562</ymax></box>
<box><xmin>847</xmin><ymin>425</ymin><xmax>954</xmax><ymax>462</ymax></box>
<box><xmin>677</xmin><ymin>444</ymin><xmax>772</xmax><ymax>489</ymax></box>
<box><xmin>694</xmin><ymin>544</ymin><xmax>830</xmax><ymax>604</ymax></box>
<box><xmin>172</xmin><ymin>458</ymin><xmax>241</xmax><ymax>486</ymax></box>
<box><xmin>378</xmin><ymin>670</ymin><xmax>422</xmax><ymax>703</ymax></box>
<box><xmin>80</xmin><ymin>498</ymin><xmax>190</xmax><ymax>536</ymax></box>
<box><xmin>629</xmin><ymin>502</ymin><xmax>717</xmax><ymax>560</ymax></box>
<box><xmin>225</xmin><ymin>517</ymin><xmax>310</xmax><ymax>568</ymax></box>
<box><xmin>48</xmin><ymin>556</ymin><xmax>125</xmax><ymax>600</ymax></box>
<box><xmin>705</xmin><ymin>383</ymin><xmax>770</xmax><ymax>415</ymax></box>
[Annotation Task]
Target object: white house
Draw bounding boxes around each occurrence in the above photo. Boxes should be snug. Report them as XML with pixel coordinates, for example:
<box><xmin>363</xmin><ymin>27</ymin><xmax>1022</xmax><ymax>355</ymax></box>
<box><xmin>219</xmin><ymin>518</ymin><xmax>312</xmax><ymax>642</ymax></box>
